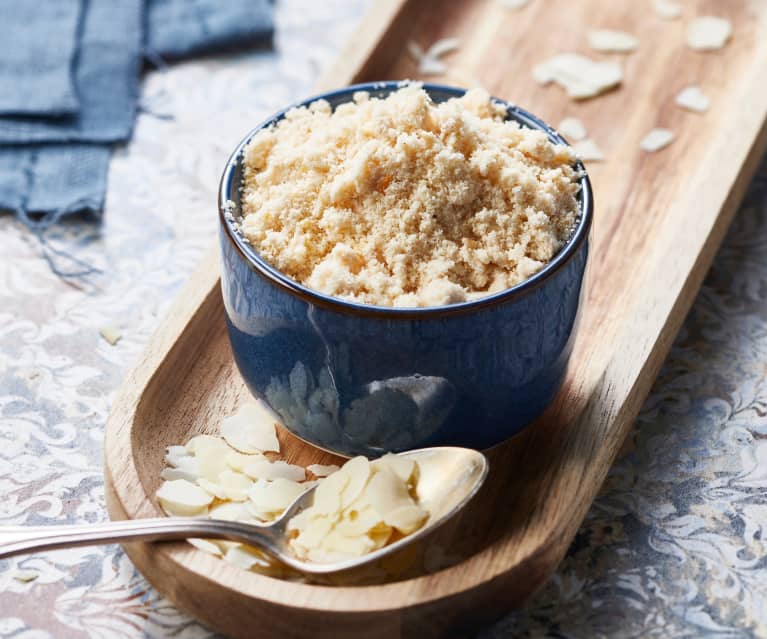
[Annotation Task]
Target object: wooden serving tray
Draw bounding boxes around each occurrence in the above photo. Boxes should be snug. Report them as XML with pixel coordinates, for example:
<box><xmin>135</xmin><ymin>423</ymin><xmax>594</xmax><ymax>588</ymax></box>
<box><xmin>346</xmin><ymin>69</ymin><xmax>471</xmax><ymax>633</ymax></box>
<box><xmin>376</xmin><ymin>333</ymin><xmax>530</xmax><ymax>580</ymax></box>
<box><xmin>105</xmin><ymin>1</ymin><xmax>767</xmax><ymax>637</ymax></box>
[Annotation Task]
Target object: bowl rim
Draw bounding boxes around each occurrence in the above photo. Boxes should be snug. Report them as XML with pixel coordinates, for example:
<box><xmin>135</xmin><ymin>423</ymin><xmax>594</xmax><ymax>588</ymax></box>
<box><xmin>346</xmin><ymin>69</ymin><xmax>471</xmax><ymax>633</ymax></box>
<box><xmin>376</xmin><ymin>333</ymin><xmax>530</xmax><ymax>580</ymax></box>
<box><xmin>218</xmin><ymin>81</ymin><xmax>593</xmax><ymax>320</ymax></box>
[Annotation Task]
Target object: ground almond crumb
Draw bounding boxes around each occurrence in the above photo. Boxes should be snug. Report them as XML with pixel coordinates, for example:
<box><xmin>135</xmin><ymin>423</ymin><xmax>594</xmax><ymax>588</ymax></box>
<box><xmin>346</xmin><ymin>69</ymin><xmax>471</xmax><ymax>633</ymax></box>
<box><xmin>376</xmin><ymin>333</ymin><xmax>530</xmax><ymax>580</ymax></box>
<box><xmin>240</xmin><ymin>84</ymin><xmax>580</xmax><ymax>307</ymax></box>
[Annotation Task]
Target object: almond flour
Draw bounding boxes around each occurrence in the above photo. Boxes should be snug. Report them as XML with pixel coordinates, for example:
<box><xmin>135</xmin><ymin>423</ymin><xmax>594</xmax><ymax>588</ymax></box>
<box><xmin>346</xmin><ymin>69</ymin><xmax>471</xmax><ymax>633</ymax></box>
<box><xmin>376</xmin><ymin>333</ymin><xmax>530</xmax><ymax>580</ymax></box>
<box><xmin>240</xmin><ymin>85</ymin><xmax>580</xmax><ymax>307</ymax></box>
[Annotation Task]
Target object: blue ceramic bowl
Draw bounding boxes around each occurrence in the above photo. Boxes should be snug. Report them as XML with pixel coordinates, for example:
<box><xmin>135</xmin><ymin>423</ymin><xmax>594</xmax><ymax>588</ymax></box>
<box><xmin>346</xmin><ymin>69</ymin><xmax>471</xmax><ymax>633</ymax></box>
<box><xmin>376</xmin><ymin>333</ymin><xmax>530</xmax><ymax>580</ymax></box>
<box><xmin>219</xmin><ymin>82</ymin><xmax>592</xmax><ymax>457</ymax></box>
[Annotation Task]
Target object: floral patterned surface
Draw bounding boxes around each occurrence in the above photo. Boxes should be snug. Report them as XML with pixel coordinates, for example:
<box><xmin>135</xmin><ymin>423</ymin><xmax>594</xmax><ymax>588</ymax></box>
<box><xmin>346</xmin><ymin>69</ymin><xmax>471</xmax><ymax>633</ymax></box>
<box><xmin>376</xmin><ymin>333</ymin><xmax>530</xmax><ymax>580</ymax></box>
<box><xmin>2</xmin><ymin>1</ymin><xmax>767</xmax><ymax>637</ymax></box>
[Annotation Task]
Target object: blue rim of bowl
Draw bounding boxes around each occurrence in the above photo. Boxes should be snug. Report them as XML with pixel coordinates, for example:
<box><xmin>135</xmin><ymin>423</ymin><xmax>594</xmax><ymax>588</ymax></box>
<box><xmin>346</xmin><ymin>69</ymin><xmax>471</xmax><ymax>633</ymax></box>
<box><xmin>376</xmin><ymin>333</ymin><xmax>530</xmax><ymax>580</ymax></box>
<box><xmin>218</xmin><ymin>81</ymin><xmax>593</xmax><ymax>320</ymax></box>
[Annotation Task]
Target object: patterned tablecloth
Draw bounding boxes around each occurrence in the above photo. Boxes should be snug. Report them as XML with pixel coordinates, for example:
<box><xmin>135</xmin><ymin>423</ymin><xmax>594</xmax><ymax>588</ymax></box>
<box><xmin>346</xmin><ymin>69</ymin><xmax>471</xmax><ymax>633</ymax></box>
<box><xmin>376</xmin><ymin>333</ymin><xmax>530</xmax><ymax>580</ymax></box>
<box><xmin>2</xmin><ymin>2</ymin><xmax>767</xmax><ymax>637</ymax></box>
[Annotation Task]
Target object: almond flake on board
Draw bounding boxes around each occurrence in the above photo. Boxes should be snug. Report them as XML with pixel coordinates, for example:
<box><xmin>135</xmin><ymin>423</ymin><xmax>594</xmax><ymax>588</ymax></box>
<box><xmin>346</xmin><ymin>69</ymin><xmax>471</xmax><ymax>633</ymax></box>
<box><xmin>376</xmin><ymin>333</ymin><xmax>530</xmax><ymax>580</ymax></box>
<box><xmin>188</xmin><ymin>538</ymin><xmax>223</xmax><ymax>556</ymax></box>
<box><xmin>426</xmin><ymin>38</ymin><xmax>460</xmax><ymax>60</ymax></box>
<box><xmin>588</xmin><ymin>30</ymin><xmax>639</xmax><ymax>53</ymax></box>
<box><xmin>224</xmin><ymin>544</ymin><xmax>276</xmax><ymax>571</ymax></box>
<box><xmin>654</xmin><ymin>0</ymin><xmax>682</xmax><ymax>20</ymax></box>
<box><xmin>306</xmin><ymin>463</ymin><xmax>340</xmax><ymax>477</ymax></box>
<box><xmin>160</xmin><ymin>467</ymin><xmax>199</xmax><ymax>482</ymax></box>
<box><xmin>158</xmin><ymin>418</ymin><xmax>429</xmax><ymax>574</ymax></box>
<box><xmin>640</xmin><ymin>128</ymin><xmax>675</xmax><ymax>152</ymax></box>
<box><xmin>407</xmin><ymin>37</ymin><xmax>460</xmax><ymax>76</ymax></box>
<box><xmin>558</xmin><ymin>117</ymin><xmax>587</xmax><ymax>141</ymax></box>
<box><xmin>500</xmin><ymin>0</ymin><xmax>531</xmax><ymax>9</ymax></box>
<box><xmin>248</xmin><ymin>478</ymin><xmax>305</xmax><ymax>515</ymax></box>
<box><xmin>406</xmin><ymin>41</ymin><xmax>425</xmax><ymax>62</ymax></box>
<box><xmin>209</xmin><ymin>501</ymin><xmax>252</xmax><ymax>522</ymax></box>
<box><xmin>156</xmin><ymin>479</ymin><xmax>214</xmax><ymax>517</ymax></box>
<box><xmin>573</xmin><ymin>139</ymin><xmax>605</xmax><ymax>162</ymax></box>
<box><xmin>244</xmin><ymin>459</ymin><xmax>306</xmax><ymax>482</ymax></box>
<box><xmin>675</xmin><ymin>86</ymin><xmax>710</xmax><ymax>113</ymax></box>
<box><xmin>418</xmin><ymin>57</ymin><xmax>448</xmax><ymax>76</ymax></box>
<box><xmin>220</xmin><ymin>401</ymin><xmax>281</xmax><ymax>454</ymax></box>
<box><xmin>687</xmin><ymin>17</ymin><xmax>732</xmax><ymax>51</ymax></box>
<box><xmin>533</xmin><ymin>54</ymin><xmax>622</xmax><ymax>99</ymax></box>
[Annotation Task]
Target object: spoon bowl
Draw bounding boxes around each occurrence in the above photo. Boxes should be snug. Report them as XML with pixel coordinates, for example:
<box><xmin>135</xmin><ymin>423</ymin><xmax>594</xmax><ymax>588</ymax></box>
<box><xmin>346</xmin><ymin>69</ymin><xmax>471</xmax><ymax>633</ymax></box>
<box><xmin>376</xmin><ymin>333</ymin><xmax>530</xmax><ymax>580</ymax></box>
<box><xmin>0</xmin><ymin>447</ymin><xmax>487</xmax><ymax>575</ymax></box>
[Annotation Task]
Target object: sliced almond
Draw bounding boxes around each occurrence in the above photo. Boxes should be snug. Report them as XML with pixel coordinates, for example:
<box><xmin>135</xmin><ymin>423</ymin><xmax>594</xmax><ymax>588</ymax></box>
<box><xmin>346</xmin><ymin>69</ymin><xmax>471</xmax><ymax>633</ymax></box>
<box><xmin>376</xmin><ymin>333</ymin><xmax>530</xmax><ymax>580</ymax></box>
<box><xmin>500</xmin><ymin>0</ymin><xmax>531</xmax><ymax>9</ymax></box>
<box><xmin>157</xmin><ymin>479</ymin><xmax>214</xmax><ymax>516</ymax></box>
<box><xmin>558</xmin><ymin>117</ymin><xmax>587</xmax><ymax>142</ymax></box>
<box><xmin>654</xmin><ymin>0</ymin><xmax>682</xmax><ymax>19</ymax></box>
<box><xmin>334</xmin><ymin>507</ymin><xmax>383</xmax><ymax>537</ymax></box>
<box><xmin>160</xmin><ymin>467</ymin><xmax>199</xmax><ymax>483</ymax></box>
<box><xmin>220</xmin><ymin>401</ymin><xmax>281</xmax><ymax>454</ymax></box>
<box><xmin>312</xmin><ymin>470</ymin><xmax>348</xmax><ymax>515</ymax></box>
<box><xmin>418</xmin><ymin>58</ymin><xmax>448</xmax><ymax>76</ymax></box>
<box><xmin>573</xmin><ymin>138</ymin><xmax>606</xmax><ymax>162</ymax></box>
<box><xmin>533</xmin><ymin>54</ymin><xmax>622</xmax><ymax>100</ymax></box>
<box><xmin>384</xmin><ymin>505</ymin><xmax>429</xmax><ymax>535</ymax></box>
<box><xmin>188</xmin><ymin>538</ymin><xmax>223</xmax><ymax>556</ymax></box>
<box><xmin>409</xmin><ymin>37</ymin><xmax>460</xmax><ymax>76</ymax></box>
<box><xmin>588</xmin><ymin>30</ymin><xmax>639</xmax><ymax>53</ymax></box>
<box><xmin>425</xmin><ymin>38</ymin><xmax>460</xmax><ymax>60</ymax></box>
<box><xmin>160</xmin><ymin>430</ymin><xmax>430</xmax><ymax>567</ymax></box>
<box><xmin>185</xmin><ymin>434</ymin><xmax>227</xmax><ymax>456</ymax></box>
<box><xmin>225</xmin><ymin>450</ymin><xmax>263</xmax><ymax>472</ymax></box>
<box><xmin>675</xmin><ymin>85</ymin><xmax>710</xmax><ymax>113</ymax></box>
<box><xmin>209</xmin><ymin>501</ymin><xmax>252</xmax><ymax>521</ymax></box>
<box><xmin>293</xmin><ymin>516</ymin><xmax>335</xmax><ymax>551</ymax></box>
<box><xmin>306</xmin><ymin>463</ymin><xmax>340</xmax><ymax>478</ymax></box>
<box><xmin>372</xmin><ymin>454</ymin><xmax>416</xmax><ymax>484</ymax></box>
<box><xmin>224</xmin><ymin>544</ymin><xmax>275</xmax><ymax>571</ymax></box>
<box><xmin>218</xmin><ymin>470</ymin><xmax>253</xmax><ymax>502</ymax></box>
<box><xmin>244</xmin><ymin>459</ymin><xmax>306</xmax><ymax>482</ymax></box>
<box><xmin>640</xmin><ymin>128</ymin><xmax>675</xmax><ymax>152</ymax></box>
<box><xmin>687</xmin><ymin>17</ymin><xmax>732</xmax><ymax>51</ymax></box>
<box><xmin>340</xmin><ymin>456</ymin><xmax>372</xmax><ymax>508</ymax></box>
<box><xmin>12</xmin><ymin>570</ymin><xmax>39</xmax><ymax>583</ymax></box>
<box><xmin>322</xmin><ymin>529</ymin><xmax>378</xmax><ymax>557</ymax></box>
<box><xmin>194</xmin><ymin>438</ymin><xmax>232</xmax><ymax>483</ymax></box>
<box><xmin>196</xmin><ymin>478</ymin><xmax>227</xmax><ymax>500</ymax></box>
<box><xmin>166</xmin><ymin>445</ymin><xmax>187</xmax><ymax>460</ymax></box>
<box><xmin>248</xmin><ymin>478</ymin><xmax>305</xmax><ymax>514</ymax></box>
<box><xmin>406</xmin><ymin>41</ymin><xmax>425</xmax><ymax>62</ymax></box>
<box><xmin>99</xmin><ymin>325</ymin><xmax>122</xmax><ymax>346</ymax></box>
<box><xmin>355</xmin><ymin>466</ymin><xmax>414</xmax><ymax>517</ymax></box>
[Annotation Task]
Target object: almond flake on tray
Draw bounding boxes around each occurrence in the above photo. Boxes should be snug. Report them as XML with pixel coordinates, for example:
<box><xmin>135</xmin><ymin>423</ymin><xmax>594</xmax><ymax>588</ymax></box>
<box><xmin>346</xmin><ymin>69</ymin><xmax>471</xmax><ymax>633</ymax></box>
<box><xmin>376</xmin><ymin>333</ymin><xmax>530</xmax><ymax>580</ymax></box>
<box><xmin>558</xmin><ymin>117</ymin><xmax>587</xmax><ymax>141</ymax></box>
<box><xmin>500</xmin><ymin>0</ymin><xmax>531</xmax><ymax>9</ymax></box>
<box><xmin>155</xmin><ymin>401</ymin><xmax>430</xmax><ymax>577</ymax></box>
<box><xmin>687</xmin><ymin>16</ymin><xmax>732</xmax><ymax>51</ymax></box>
<box><xmin>654</xmin><ymin>0</ymin><xmax>682</xmax><ymax>20</ymax></box>
<box><xmin>675</xmin><ymin>86</ymin><xmax>710</xmax><ymax>113</ymax></box>
<box><xmin>588</xmin><ymin>29</ymin><xmax>639</xmax><ymax>53</ymax></box>
<box><xmin>533</xmin><ymin>54</ymin><xmax>622</xmax><ymax>99</ymax></box>
<box><xmin>640</xmin><ymin>128</ymin><xmax>675</xmax><ymax>152</ymax></box>
<box><xmin>407</xmin><ymin>37</ymin><xmax>461</xmax><ymax>76</ymax></box>
<box><xmin>573</xmin><ymin>138</ymin><xmax>605</xmax><ymax>162</ymax></box>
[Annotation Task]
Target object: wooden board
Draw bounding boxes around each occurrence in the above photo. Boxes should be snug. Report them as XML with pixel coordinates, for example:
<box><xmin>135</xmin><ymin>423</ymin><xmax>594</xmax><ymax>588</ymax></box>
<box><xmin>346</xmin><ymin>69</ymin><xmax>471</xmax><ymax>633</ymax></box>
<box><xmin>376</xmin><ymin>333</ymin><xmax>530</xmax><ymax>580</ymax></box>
<box><xmin>104</xmin><ymin>1</ymin><xmax>767</xmax><ymax>637</ymax></box>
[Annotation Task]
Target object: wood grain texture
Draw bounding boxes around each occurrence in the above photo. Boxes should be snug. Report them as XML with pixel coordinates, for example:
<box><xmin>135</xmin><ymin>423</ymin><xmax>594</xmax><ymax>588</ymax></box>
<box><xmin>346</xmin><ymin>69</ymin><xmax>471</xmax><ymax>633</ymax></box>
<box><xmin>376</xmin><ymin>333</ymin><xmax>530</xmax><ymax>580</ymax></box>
<box><xmin>105</xmin><ymin>0</ymin><xmax>767</xmax><ymax>637</ymax></box>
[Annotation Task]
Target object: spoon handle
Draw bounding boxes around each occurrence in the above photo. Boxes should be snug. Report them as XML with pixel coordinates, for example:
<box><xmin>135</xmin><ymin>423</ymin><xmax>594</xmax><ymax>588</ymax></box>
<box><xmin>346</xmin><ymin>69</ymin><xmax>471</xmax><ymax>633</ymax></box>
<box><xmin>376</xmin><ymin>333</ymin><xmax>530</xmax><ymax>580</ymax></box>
<box><xmin>0</xmin><ymin>518</ymin><xmax>283</xmax><ymax>560</ymax></box>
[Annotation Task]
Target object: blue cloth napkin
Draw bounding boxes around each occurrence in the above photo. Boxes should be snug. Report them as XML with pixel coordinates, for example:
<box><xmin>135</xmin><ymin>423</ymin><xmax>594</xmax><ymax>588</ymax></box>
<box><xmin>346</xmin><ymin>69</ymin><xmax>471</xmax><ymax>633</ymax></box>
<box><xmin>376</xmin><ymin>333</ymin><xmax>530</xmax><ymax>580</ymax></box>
<box><xmin>0</xmin><ymin>145</ymin><xmax>110</xmax><ymax>224</ymax></box>
<box><xmin>0</xmin><ymin>1</ymin><xmax>81</xmax><ymax>116</ymax></box>
<box><xmin>0</xmin><ymin>0</ymin><xmax>144</xmax><ymax>145</ymax></box>
<box><xmin>147</xmin><ymin>0</ymin><xmax>274</xmax><ymax>59</ymax></box>
<box><xmin>0</xmin><ymin>0</ymin><xmax>274</xmax><ymax>227</ymax></box>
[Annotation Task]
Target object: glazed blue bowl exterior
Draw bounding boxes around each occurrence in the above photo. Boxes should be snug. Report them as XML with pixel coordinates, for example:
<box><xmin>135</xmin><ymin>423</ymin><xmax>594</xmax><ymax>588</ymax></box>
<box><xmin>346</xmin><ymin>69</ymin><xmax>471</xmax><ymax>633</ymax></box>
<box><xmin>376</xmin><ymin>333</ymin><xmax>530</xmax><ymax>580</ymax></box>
<box><xmin>219</xmin><ymin>82</ymin><xmax>592</xmax><ymax>457</ymax></box>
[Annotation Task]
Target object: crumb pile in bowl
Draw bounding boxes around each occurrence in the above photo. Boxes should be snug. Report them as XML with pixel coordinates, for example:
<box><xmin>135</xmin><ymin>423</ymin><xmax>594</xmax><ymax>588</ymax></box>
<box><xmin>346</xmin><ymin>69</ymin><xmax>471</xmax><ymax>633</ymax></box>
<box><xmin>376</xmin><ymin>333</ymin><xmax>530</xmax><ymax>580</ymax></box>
<box><xmin>239</xmin><ymin>84</ymin><xmax>581</xmax><ymax>307</ymax></box>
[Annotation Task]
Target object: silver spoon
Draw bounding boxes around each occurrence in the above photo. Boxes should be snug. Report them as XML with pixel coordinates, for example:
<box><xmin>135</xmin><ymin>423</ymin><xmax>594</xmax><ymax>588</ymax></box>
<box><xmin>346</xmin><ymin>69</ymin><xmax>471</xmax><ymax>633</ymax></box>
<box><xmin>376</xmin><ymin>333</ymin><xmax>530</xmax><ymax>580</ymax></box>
<box><xmin>0</xmin><ymin>447</ymin><xmax>487</xmax><ymax>574</ymax></box>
